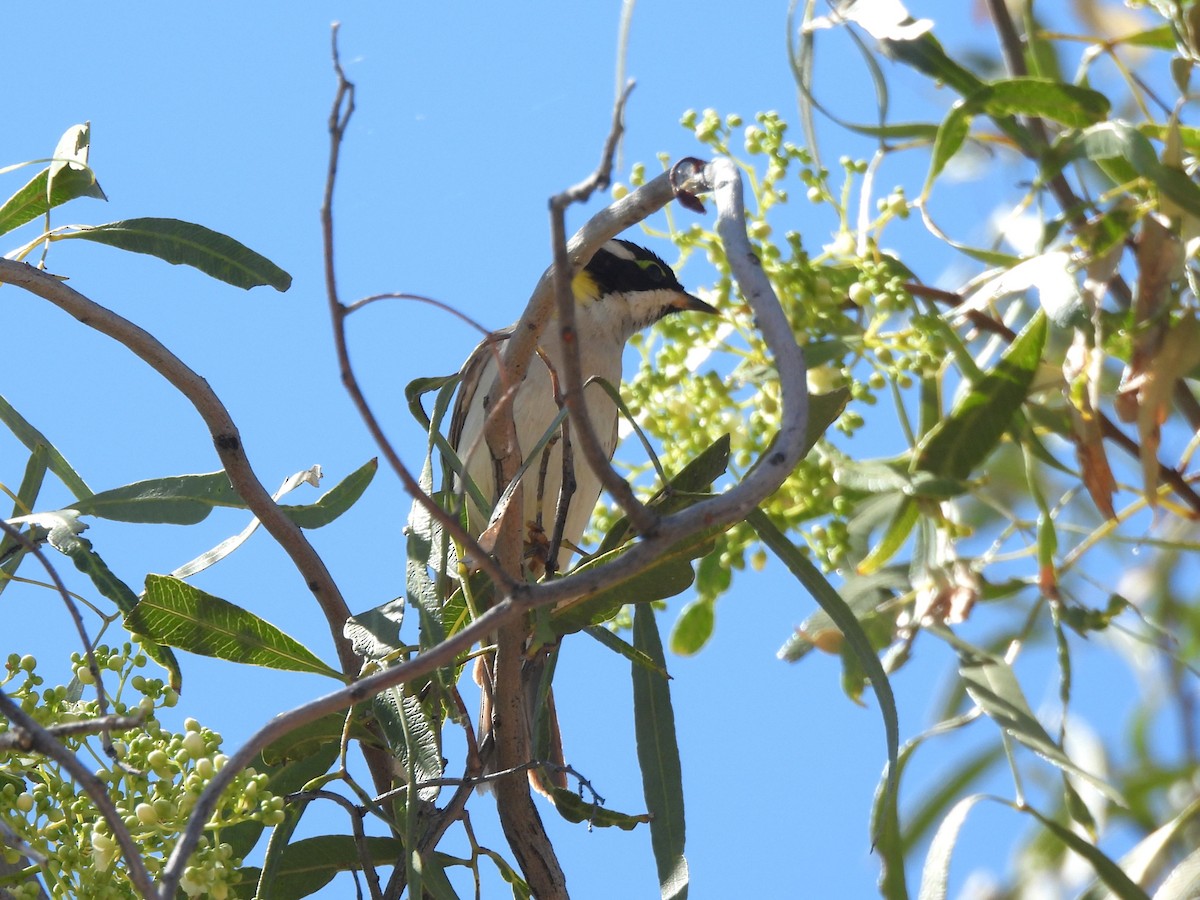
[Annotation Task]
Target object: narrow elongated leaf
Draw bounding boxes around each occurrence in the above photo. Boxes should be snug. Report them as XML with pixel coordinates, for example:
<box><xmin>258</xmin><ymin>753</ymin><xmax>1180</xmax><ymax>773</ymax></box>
<box><xmin>1081</xmin><ymin>794</ymin><xmax>1200</xmax><ymax>900</ymax></box>
<box><xmin>750</xmin><ymin>508</ymin><xmax>900</xmax><ymax>840</ymax></box>
<box><xmin>0</xmin><ymin>393</ymin><xmax>92</xmax><ymax>499</ymax></box>
<box><xmin>596</xmin><ymin>434</ymin><xmax>731</xmax><ymax>555</ymax></box>
<box><xmin>632</xmin><ymin>605</ymin><xmax>689</xmax><ymax>900</ymax></box>
<box><xmin>919</xmin><ymin>794</ymin><xmax>988</xmax><ymax>900</ymax></box>
<box><xmin>134</xmin><ymin>574</ymin><xmax>341</xmax><ymax>678</ymax></box>
<box><xmin>857</xmin><ymin>496</ymin><xmax>919</xmax><ymax>575</ymax></box>
<box><xmin>551</xmin><ymin>523</ymin><xmax>715</xmax><ymax>636</ymax></box>
<box><xmin>72</xmin><ymin>471</ymin><xmax>241</xmax><ymax>524</ymax></box>
<box><xmin>279</xmin><ymin>458</ymin><xmax>377</xmax><ymax>528</ymax></box>
<box><xmin>929</xmin><ymin>79</ymin><xmax>1110</xmax><ymax>185</ymax></box>
<box><xmin>63</xmin><ymin>217</ymin><xmax>292</xmax><ymax>291</ymax></box>
<box><xmin>1022</xmin><ymin>807</ymin><xmax>1148</xmax><ymax>899</ymax></box>
<box><xmin>0</xmin><ymin>445</ymin><xmax>50</xmax><ymax>597</ymax></box>
<box><xmin>0</xmin><ymin>124</ymin><xmax>106</xmax><ymax>236</ymax></box>
<box><xmin>916</xmin><ymin>311</ymin><xmax>1047</xmax><ymax>479</ymax></box>
<box><xmin>255</xmin><ymin>835</ymin><xmax>403</xmax><ymax>900</ymax></box>
<box><xmin>1060</xmin><ymin>122</ymin><xmax>1200</xmax><ymax>219</ymax></box>
<box><xmin>543</xmin><ymin>785</ymin><xmax>651</xmax><ymax>830</ymax></box>
<box><xmin>941</xmin><ymin>631</ymin><xmax>1125</xmax><ymax>804</ymax></box>
<box><xmin>585</xmin><ymin>624</ymin><xmax>669</xmax><ymax>678</ymax></box>
<box><xmin>53</xmin><ymin>534</ymin><xmax>181</xmax><ymax>688</ymax></box>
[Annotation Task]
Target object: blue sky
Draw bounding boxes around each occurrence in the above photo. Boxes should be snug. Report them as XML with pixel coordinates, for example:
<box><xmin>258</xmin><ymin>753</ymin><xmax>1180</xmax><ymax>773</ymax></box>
<box><xmin>2</xmin><ymin>3</ymin><xmax>1175</xmax><ymax>898</ymax></box>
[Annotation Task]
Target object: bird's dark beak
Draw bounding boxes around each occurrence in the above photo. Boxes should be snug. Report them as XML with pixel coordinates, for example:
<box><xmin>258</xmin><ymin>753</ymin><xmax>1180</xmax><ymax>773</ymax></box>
<box><xmin>674</xmin><ymin>292</ymin><xmax>719</xmax><ymax>315</ymax></box>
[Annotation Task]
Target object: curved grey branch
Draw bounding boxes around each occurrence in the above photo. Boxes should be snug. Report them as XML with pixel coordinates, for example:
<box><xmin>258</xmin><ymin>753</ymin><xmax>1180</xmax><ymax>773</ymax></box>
<box><xmin>0</xmin><ymin>259</ymin><xmax>359</xmax><ymax>679</ymax></box>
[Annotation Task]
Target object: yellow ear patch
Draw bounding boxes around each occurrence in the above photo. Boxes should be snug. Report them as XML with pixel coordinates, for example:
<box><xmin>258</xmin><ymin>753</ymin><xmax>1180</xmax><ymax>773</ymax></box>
<box><xmin>571</xmin><ymin>269</ymin><xmax>601</xmax><ymax>303</ymax></box>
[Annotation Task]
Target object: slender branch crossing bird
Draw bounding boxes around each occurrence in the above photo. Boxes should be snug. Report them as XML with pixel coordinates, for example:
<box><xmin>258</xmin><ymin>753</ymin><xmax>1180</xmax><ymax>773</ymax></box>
<box><xmin>447</xmin><ymin>238</ymin><xmax>716</xmax><ymax>788</ymax></box>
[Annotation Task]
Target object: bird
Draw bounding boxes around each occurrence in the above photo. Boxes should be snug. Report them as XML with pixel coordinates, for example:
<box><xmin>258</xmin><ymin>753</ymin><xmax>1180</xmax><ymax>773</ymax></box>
<box><xmin>446</xmin><ymin>238</ymin><xmax>715</xmax><ymax>793</ymax></box>
<box><xmin>448</xmin><ymin>238</ymin><xmax>716</xmax><ymax>575</ymax></box>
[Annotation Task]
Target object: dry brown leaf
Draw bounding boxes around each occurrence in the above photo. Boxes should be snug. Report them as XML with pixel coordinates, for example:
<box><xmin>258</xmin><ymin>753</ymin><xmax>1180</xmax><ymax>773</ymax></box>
<box><xmin>1065</xmin><ymin>332</ymin><xmax>1117</xmax><ymax>519</ymax></box>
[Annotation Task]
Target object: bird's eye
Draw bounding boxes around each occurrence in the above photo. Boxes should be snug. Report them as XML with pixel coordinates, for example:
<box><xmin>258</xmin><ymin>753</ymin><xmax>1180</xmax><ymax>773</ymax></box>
<box><xmin>640</xmin><ymin>261</ymin><xmax>667</xmax><ymax>283</ymax></box>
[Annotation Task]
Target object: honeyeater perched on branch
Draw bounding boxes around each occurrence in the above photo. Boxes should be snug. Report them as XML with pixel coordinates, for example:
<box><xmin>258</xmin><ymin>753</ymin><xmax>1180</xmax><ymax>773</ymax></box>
<box><xmin>448</xmin><ymin>238</ymin><xmax>715</xmax><ymax>789</ymax></box>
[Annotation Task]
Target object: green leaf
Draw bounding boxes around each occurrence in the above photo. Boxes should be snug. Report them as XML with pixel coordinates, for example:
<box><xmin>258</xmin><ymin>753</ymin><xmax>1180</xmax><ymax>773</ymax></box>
<box><xmin>260</xmin><ymin>714</ymin><xmax>367</xmax><ymax>770</ymax></box>
<box><xmin>926</xmin><ymin>79</ymin><xmax>1109</xmax><ymax>192</ymax></box>
<box><xmin>542</xmin><ymin>785</ymin><xmax>652</xmax><ymax>830</ymax></box>
<box><xmin>343</xmin><ymin>598</ymin><xmax>406</xmax><ymax>661</ymax></box>
<box><xmin>551</xmin><ymin>523</ymin><xmax>715</xmax><ymax>636</ymax></box>
<box><xmin>749</xmin><ymin>509</ymin><xmax>900</xmax><ymax>842</ymax></box>
<box><xmin>915</xmin><ymin>311</ymin><xmax>1047</xmax><ymax>480</ymax></box>
<box><xmin>918</xmin><ymin>794</ymin><xmax>988</xmax><ymax>900</ymax></box>
<box><xmin>62</xmin><ymin>217</ymin><xmax>292</xmax><ymax>291</ymax></box>
<box><xmin>585</xmin><ymin>625</ymin><xmax>670</xmax><ymax>678</ymax></box>
<box><xmin>133</xmin><ymin>574</ymin><xmax>341</xmax><ymax>678</ymax></box>
<box><xmin>596</xmin><ymin>434</ymin><xmax>731</xmax><ymax>556</ymax></box>
<box><xmin>1060</xmin><ymin>122</ymin><xmax>1200</xmax><ymax>219</ymax></box>
<box><xmin>260</xmin><ymin>835</ymin><xmax>403</xmax><ymax>900</ymax></box>
<box><xmin>668</xmin><ymin>597</ymin><xmax>715</xmax><ymax>656</ymax></box>
<box><xmin>938</xmin><ymin>628</ymin><xmax>1125</xmax><ymax>805</ymax></box>
<box><xmin>72</xmin><ymin>471</ymin><xmax>242</xmax><ymax>524</ymax></box>
<box><xmin>0</xmin><ymin>445</ymin><xmax>50</xmax><ymax>597</ymax></box>
<box><xmin>279</xmin><ymin>458</ymin><xmax>377</xmax><ymax>528</ymax></box>
<box><xmin>1022</xmin><ymin>807</ymin><xmax>1149</xmax><ymax>899</ymax></box>
<box><xmin>0</xmin><ymin>124</ymin><xmax>106</xmax><ymax>237</ymax></box>
<box><xmin>1080</xmin><ymin>794</ymin><xmax>1200</xmax><ymax>900</ymax></box>
<box><xmin>856</xmin><ymin>497</ymin><xmax>918</xmax><ymax>575</ymax></box>
<box><xmin>52</xmin><ymin>533</ymin><xmax>181</xmax><ymax>688</ymax></box>
<box><xmin>0</xmin><ymin>393</ymin><xmax>92</xmax><ymax>499</ymax></box>
<box><xmin>372</xmin><ymin>686</ymin><xmax>443</xmax><ymax>802</ymax></box>
<box><xmin>632</xmin><ymin>605</ymin><xmax>689</xmax><ymax>900</ymax></box>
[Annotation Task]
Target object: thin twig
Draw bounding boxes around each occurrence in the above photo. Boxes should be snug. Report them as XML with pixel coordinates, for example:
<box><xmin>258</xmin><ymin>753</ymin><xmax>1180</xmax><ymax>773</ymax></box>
<box><xmin>285</xmin><ymin>790</ymin><xmax>383</xmax><ymax>900</ymax></box>
<box><xmin>319</xmin><ymin>25</ymin><xmax>517</xmax><ymax>598</ymax></box>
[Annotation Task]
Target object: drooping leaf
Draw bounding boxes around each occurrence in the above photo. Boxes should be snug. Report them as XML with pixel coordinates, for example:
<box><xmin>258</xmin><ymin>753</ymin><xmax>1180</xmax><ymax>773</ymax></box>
<box><xmin>551</xmin><ymin>522</ymin><xmax>715</xmax><ymax>636</ymax></box>
<box><xmin>62</xmin><ymin>217</ymin><xmax>292</xmax><ymax>291</ymax></box>
<box><xmin>941</xmin><ymin>629</ymin><xmax>1125</xmax><ymax>805</ymax></box>
<box><xmin>1096</xmin><ymin>796</ymin><xmax>1200</xmax><ymax>899</ymax></box>
<box><xmin>915</xmin><ymin>311</ymin><xmax>1047</xmax><ymax>480</ymax></box>
<box><xmin>585</xmin><ymin>624</ymin><xmax>670</xmax><ymax>678</ymax></box>
<box><xmin>247</xmin><ymin>835</ymin><xmax>403</xmax><ymax>900</ymax></box>
<box><xmin>1022</xmin><ymin>806</ymin><xmax>1149</xmax><ymax>899</ymax></box>
<box><xmin>134</xmin><ymin>574</ymin><xmax>341</xmax><ymax>678</ymax></box>
<box><xmin>0</xmin><ymin>445</ymin><xmax>51</xmax><ymax>596</ymax></box>
<box><xmin>51</xmin><ymin>533</ymin><xmax>181</xmax><ymax>688</ymax></box>
<box><xmin>632</xmin><ymin>604</ymin><xmax>689</xmax><ymax>900</ymax></box>
<box><xmin>925</xmin><ymin>78</ymin><xmax>1110</xmax><ymax>190</ymax></box>
<box><xmin>1060</xmin><ymin>122</ymin><xmax>1200</xmax><ymax>219</ymax></box>
<box><xmin>751</xmin><ymin>508</ymin><xmax>900</xmax><ymax>841</ymax></box>
<box><xmin>918</xmin><ymin>794</ymin><xmax>988</xmax><ymax>900</ymax></box>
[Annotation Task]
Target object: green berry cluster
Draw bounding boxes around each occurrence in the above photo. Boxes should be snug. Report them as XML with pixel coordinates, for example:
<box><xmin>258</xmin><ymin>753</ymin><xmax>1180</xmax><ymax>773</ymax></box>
<box><xmin>1</xmin><ymin>648</ymin><xmax>284</xmax><ymax>898</ymax></box>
